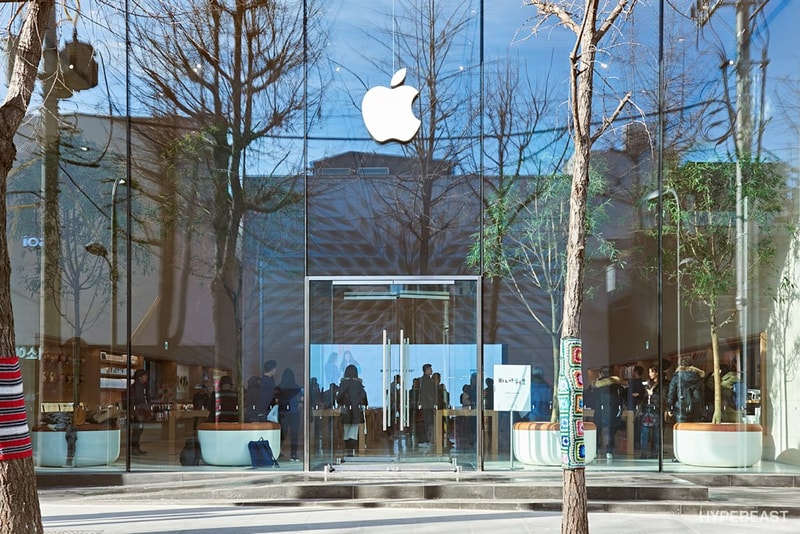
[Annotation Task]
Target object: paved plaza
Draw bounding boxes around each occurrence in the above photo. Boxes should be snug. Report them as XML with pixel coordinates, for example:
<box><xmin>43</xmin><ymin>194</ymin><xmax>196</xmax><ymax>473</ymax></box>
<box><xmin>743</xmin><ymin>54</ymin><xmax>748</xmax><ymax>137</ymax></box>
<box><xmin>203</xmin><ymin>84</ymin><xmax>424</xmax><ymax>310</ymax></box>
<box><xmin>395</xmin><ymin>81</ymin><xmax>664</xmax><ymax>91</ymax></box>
<box><xmin>40</xmin><ymin>500</ymin><xmax>800</xmax><ymax>534</ymax></box>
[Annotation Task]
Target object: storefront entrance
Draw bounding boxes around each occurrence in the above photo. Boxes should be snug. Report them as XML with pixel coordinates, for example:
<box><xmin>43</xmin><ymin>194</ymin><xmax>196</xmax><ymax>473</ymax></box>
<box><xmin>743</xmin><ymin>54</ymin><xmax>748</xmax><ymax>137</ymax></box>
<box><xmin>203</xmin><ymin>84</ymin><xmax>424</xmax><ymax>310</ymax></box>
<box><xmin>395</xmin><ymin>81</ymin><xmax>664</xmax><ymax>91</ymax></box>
<box><xmin>307</xmin><ymin>276</ymin><xmax>481</xmax><ymax>471</ymax></box>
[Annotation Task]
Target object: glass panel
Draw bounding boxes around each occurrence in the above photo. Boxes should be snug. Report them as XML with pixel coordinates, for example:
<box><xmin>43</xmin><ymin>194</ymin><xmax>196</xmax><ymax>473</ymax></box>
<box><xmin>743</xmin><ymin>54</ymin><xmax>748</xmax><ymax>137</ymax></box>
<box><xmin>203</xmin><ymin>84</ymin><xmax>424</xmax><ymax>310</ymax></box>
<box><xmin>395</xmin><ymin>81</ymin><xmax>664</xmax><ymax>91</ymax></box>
<box><xmin>308</xmin><ymin>277</ymin><xmax>479</xmax><ymax>470</ymax></box>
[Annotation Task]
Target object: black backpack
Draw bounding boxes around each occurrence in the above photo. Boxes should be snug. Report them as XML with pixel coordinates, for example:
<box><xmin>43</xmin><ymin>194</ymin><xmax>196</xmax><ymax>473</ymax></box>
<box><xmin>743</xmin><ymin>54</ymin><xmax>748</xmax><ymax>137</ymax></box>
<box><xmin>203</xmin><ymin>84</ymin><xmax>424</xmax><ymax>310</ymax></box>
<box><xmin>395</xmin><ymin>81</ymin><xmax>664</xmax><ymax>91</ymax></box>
<box><xmin>179</xmin><ymin>437</ymin><xmax>201</xmax><ymax>466</ymax></box>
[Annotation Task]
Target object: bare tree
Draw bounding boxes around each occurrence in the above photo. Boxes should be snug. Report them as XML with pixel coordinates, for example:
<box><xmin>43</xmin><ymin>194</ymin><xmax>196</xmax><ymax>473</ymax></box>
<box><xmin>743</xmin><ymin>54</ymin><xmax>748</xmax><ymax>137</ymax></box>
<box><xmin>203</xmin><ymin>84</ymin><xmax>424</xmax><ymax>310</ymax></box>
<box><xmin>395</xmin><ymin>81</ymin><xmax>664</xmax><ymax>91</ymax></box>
<box><xmin>469</xmin><ymin>56</ymin><xmax>569</xmax><ymax>347</ymax></box>
<box><xmin>524</xmin><ymin>1</ymin><xmax>636</xmax><ymax>532</ymax></box>
<box><xmin>129</xmin><ymin>0</ymin><xmax>321</xmax><ymax>385</ymax></box>
<box><xmin>0</xmin><ymin>2</ymin><xmax>53</xmax><ymax>531</ymax></box>
<box><xmin>362</xmin><ymin>0</ymin><xmax>479</xmax><ymax>275</ymax></box>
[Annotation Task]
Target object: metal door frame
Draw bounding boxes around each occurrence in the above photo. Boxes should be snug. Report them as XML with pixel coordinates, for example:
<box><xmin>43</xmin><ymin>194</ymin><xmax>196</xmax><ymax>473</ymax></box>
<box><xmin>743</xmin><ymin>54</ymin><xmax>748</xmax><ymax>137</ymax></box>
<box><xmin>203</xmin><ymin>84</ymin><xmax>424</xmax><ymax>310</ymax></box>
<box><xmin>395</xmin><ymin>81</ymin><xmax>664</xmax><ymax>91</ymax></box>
<box><xmin>304</xmin><ymin>275</ymin><xmax>482</xmax><ymax>471</ymax></box>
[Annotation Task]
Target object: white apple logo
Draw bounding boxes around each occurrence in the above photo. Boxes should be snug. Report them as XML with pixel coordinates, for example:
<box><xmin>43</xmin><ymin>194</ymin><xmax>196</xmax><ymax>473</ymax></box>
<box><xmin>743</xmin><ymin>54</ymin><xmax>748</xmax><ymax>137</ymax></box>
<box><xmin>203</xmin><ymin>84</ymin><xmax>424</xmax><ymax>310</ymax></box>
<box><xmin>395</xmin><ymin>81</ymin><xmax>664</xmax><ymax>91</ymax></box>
<box><xmin>361</xmin><ymin>68</ymin><xmax>421</xmax><ymax>144</ymax></box>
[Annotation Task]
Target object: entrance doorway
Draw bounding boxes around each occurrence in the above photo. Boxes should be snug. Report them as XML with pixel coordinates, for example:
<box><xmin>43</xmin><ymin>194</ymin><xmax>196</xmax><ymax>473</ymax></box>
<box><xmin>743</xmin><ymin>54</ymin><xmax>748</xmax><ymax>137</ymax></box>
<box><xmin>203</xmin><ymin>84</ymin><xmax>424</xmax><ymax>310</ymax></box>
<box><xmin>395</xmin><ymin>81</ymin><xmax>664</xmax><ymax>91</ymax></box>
<box><xmin>307</xmin><ymin>276</ymin><xmax>481</xmax><ymax>470</ymax></box>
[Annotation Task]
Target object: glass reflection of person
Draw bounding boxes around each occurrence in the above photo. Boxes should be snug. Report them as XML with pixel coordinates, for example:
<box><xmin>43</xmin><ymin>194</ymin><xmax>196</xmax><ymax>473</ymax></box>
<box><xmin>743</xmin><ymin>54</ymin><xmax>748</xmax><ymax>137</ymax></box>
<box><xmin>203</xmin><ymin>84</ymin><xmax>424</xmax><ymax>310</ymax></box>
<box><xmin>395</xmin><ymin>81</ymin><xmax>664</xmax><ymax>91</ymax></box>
<box><xmin>340</xmin><ymin>350</ymin><xmax>361</xmax><ymax>375</ymax></box>
<box><xmin>325</xmin><ymin>352</ymin><xmax>340</xmax><ymax>390</ymax></box>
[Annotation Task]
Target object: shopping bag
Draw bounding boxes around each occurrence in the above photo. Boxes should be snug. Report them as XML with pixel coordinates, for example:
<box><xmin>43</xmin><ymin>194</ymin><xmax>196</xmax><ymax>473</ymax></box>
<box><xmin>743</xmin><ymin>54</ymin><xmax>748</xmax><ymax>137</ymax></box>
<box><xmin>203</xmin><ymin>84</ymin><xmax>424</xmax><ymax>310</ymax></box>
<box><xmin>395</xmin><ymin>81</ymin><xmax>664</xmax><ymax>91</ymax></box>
<box><xmin>266</xmin><ymin>404</ymin><xmax>279</xmax><ymax>423</ymax></box>
<box><xmin>248</xmin><ymin>438</ymin><xmax>279</xmax><ymax>468</ymax></box>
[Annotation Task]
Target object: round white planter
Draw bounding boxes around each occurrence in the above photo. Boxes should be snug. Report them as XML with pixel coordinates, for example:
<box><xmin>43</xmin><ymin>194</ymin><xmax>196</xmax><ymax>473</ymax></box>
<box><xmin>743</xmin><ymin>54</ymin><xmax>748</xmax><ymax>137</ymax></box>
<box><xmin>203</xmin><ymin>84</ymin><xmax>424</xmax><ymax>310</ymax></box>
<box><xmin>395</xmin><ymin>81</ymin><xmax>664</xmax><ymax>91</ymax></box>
<box><xmin>33</xmin><ymin>428</ymin><xmax>121</xmax><ymax>467</ymax></box>
<box><xmin>197</xmin><ymin>422</ymin><xmax>282</xmax><ymax>466</ymax></box>
<box><xmin>673</xmin><ymin>422</ymin><xmax>762</xmax><ymax>467</ymax></box>
<box><xmin>513</xmin><ymin>421</ymin><xmax>597</xmax><ymax>466</ymax></box>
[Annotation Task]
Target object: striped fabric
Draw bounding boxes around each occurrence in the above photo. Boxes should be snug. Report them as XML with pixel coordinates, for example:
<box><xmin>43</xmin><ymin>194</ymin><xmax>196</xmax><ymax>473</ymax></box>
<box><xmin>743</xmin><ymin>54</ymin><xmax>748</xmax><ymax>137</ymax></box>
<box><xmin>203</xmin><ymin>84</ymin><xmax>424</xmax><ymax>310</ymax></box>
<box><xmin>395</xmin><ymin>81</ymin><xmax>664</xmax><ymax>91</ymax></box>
<box><xmin>0</xmin><ymin>357</ymin><xmax>33</xmax><ymax>460</ymax></box>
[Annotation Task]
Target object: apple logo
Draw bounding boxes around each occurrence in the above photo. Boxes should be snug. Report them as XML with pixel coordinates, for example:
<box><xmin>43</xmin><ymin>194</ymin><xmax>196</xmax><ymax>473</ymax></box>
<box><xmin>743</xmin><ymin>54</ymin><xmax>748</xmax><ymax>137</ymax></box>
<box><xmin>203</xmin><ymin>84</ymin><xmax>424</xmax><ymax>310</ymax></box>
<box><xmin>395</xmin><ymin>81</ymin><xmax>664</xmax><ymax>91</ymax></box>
<box><xmin>361</xmin><ymin>68</ymin><xmax>421</xmax><ymax>144</ymax></box>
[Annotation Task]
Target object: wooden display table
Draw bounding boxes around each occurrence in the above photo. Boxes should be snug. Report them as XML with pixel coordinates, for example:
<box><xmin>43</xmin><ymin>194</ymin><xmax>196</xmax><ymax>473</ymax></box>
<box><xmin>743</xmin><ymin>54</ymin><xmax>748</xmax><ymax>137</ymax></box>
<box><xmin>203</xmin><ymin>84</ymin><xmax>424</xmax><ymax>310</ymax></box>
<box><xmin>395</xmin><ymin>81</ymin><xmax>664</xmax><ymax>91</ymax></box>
<box><xmin>583</xmin><ymin>408</ymin><xmax>634</xmax><ymax>457</ymax></box>
<box><xmin>311</xmin><ymin>408</ymin><xmax>366</xmax><ymax>453</ymax></box>
<box><xmin>433</xmin><ymin>408</ymin><xmax>497</xmax><ymax>456</ymax></box>
<box><xmin>166</xmin><ymin>409</ymin><xmax>209</xmax><ymax>456</ymax></box>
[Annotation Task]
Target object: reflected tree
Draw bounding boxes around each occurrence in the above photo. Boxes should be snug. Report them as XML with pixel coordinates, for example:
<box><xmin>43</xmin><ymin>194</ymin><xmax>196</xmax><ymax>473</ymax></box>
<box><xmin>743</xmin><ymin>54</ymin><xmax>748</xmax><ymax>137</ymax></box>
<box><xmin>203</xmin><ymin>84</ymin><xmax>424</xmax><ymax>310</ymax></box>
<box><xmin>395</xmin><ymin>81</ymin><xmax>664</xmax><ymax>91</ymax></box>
<box><xmin>129</xmin><ymin>0</ymin><xmax>324</xmax><ymax>396</ymax></box>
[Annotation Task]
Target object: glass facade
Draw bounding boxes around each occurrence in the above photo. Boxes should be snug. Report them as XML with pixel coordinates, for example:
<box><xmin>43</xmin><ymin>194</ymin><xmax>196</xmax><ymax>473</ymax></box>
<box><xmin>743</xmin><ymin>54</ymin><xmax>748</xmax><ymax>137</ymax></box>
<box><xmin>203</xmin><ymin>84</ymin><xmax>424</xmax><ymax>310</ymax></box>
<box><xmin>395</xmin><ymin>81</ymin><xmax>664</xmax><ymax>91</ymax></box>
<box><xmin>4</xmin><ymin>1</ymin><xmax>798</xmax><ymax>473</ymax></box>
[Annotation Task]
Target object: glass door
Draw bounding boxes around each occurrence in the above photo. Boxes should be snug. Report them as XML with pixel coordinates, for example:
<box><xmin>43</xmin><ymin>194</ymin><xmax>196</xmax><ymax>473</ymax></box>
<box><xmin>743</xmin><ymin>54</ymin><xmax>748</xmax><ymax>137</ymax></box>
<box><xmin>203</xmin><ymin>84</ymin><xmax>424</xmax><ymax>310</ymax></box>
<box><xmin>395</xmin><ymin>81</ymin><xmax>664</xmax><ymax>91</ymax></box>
<box><xmin>307</xmin><ymin>276</ymin><xmax>480</xmax><ymax>471</ymax></box>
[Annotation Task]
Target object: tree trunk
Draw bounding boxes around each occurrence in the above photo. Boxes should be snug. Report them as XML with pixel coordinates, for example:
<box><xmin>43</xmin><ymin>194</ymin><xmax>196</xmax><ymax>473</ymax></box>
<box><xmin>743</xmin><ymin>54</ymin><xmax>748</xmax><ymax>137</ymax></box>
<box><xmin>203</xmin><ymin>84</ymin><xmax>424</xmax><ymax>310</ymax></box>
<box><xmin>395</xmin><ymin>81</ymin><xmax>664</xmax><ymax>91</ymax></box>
<box><xmin>0</xmin><ymin>459</ymin><xmax>42</xmax><ymax>533</ymax></box>
<box><xmin>562</xmin><ymin>469</ymin><xmax>588</xmax><ymax>534</ymax></box>
<box><xmin>0</xmin><ymin>2</ymin><xmax>56</xmax><ymax>533</ymax></box>
<box><xmin>709</xmin><ymin>310</ymin><xmax>722</xmax><ymax>424</ymax></box>
<box><xmin>560</xmin><ymin>3</ymin><xmax>598</xmax><ymax>533</ymax></box>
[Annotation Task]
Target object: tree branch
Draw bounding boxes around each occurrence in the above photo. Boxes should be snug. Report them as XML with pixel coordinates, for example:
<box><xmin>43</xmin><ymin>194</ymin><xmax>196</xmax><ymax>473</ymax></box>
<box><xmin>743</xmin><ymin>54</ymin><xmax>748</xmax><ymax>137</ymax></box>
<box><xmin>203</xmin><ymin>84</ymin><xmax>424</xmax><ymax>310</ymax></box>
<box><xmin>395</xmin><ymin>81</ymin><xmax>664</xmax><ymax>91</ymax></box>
<box><xmin>591</xmin><ymin>91</ymin><xmax>632</xmax><ymax>143</ymax></box>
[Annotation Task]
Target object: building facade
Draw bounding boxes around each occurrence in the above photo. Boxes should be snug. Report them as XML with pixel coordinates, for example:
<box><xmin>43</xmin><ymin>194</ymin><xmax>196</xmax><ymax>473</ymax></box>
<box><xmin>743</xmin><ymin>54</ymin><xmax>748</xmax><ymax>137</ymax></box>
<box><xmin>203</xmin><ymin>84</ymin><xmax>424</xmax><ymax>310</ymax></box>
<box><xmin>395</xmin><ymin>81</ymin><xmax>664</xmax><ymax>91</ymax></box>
<box><xmin>4</xmin><ymin>1</ymin><xmax>800</xmax><ymax>473</ymax></box>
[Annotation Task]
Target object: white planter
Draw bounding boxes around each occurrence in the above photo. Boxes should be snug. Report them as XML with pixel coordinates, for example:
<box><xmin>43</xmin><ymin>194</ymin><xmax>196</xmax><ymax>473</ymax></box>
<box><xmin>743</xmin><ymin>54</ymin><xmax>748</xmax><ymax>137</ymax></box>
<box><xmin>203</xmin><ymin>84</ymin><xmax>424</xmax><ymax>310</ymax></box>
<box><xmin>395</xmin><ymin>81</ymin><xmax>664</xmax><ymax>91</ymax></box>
<box><xmin>513</xmin><ymin>422</ymin><xmax>597</xmax><ymax>466</ymax></box>
<box><xmin>197</xmin><ymin>422</ymin><xmax>281</xmax><ymax>466</ymax></box>
<box><xmin>33</xmin><ymin>428</ymin><xmax>121</xmax><ymax>467</ymax></box>
<box><xmin>673</xmin><ymin>423</ymin><xmax>762</xmax><ymax>467</ymax></box>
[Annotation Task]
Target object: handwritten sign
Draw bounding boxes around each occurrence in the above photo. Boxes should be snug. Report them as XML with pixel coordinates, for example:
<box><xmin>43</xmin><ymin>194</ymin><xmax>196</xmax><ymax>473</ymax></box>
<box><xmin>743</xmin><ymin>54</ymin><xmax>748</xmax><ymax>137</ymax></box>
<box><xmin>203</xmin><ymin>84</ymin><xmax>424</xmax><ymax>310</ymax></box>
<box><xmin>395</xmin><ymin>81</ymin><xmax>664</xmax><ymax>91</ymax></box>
<box><xmin>493</xmin><ymin>364</ymin><xmax>530</xmax><ymax>412</ymax></box>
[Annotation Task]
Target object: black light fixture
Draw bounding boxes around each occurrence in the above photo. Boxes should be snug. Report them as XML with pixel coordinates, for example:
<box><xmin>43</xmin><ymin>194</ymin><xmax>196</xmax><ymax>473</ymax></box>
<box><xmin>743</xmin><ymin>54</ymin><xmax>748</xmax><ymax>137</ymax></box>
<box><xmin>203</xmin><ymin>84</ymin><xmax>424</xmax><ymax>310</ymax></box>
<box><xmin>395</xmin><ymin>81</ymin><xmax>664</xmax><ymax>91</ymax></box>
<box><xmin>60</xmin><ymin>30</ymin><xmax>98</xmax><ymax>92</ymax></box>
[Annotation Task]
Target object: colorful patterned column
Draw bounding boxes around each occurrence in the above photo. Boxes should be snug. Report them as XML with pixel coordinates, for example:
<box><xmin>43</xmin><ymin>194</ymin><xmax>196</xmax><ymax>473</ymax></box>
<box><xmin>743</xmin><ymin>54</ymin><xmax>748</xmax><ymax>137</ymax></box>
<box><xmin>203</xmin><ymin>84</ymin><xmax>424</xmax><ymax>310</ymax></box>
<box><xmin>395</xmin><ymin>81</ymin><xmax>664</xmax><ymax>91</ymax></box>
<box><xmin>559</xmin><ymin>337</ymin><xmax>584</xmax><ymax>469</ymax></box>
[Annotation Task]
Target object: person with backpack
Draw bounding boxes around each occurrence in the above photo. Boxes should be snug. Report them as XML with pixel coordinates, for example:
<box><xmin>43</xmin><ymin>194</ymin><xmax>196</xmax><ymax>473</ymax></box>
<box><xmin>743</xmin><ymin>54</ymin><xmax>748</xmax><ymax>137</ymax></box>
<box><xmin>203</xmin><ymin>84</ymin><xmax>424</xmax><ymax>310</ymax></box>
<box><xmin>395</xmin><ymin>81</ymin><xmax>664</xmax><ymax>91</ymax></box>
<box><xmin>667</xmin><ymin>356</ymin><xmax>705</xmax><ymax>423</ymax></box>
<box><xmin>586</xmin><ymin>366</ymin><xmax>625</xmax><ymax>459</ymax></box>
<box><xmin>336</xmin><ymin>364</ymin><xmax>367</xmax><ymax>457</ymax></box>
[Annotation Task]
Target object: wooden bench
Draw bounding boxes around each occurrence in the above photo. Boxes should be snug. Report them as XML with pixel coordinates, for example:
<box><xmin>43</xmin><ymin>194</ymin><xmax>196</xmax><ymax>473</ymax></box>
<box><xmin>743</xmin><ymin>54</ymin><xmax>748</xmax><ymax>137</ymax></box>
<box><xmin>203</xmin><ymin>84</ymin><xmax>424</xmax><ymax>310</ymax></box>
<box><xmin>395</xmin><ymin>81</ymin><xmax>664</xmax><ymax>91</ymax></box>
<box><xmin>33</xmin><ymin>425</ymin><xmax>121</xmax><ymax>467</ymax></box>
<box><xmin>197</xmin><ymin>422</ymin><xmax>281</xmax><ymax>466</ymax></box>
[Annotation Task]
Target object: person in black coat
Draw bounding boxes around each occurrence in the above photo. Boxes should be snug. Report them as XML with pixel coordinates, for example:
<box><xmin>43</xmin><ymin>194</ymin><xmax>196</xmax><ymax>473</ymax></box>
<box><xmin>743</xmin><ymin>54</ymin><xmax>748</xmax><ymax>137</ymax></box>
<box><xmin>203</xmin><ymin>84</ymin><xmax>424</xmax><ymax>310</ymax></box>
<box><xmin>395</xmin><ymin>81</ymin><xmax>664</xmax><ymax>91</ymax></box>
<box><xmin>277</xmin><ymin>368</ymin><xmax>302</xmax><ymax>461</ymax></box>
<box><xmin>667</xmin><ymin>357</ymin><xmax>705</xmax><ymax>423</ymax></box>
<box><xmin>130</xmin><ymin>368</ymin><xmax>151</xmax><ymax>456</ymax></box>
<box><xmin>336</xmin><ymin>364</ymin><xmax>367</xmax><ymax>456</ymax></box>
<box><xmin>587</xmin><ymin>367</ymin><xmax>625</xmax><ymax>459</ymax></box>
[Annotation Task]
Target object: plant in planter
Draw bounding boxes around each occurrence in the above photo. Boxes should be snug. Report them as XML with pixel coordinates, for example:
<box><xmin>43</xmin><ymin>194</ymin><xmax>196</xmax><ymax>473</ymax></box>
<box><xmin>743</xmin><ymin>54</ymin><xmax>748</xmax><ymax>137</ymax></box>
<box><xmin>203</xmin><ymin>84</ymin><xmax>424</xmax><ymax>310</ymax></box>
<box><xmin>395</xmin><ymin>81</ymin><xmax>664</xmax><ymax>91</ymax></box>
<box><xmin>662</xmin><ymin>159</ymin><xmax>785</xmax><ymax>424</ymax></box>
<box><xmin>654</xmin><ymin>158</ymin><xmax>788</xmax><ymax>466</ymax></box>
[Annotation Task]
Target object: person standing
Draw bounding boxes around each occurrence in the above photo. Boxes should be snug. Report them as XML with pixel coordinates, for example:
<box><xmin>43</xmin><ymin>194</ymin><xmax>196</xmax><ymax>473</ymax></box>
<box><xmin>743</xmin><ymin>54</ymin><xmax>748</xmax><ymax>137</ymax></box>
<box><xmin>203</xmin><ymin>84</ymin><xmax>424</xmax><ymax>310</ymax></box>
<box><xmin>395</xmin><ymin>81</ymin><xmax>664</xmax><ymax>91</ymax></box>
<box><xmin>587</xmin><ymin>366</ymin><xmax>624</xmax><ymax>459</ymax></box>
<box><xmin>130</xmin><ymin>368</ymin><xmax>151</xmax><ymax>456</ymax></box>
<box><xmin>340</xmin><ymin>351</ymin><xmax>361</xmax><ymax>376</ymax></box>
<box><xmin>336</xmin><ymin>364</ymin><xmax>367</xmax><ymax>456</ymax></box>
<box><xmin>417</xmin><ymin>363</ymin><xmax>436</xmax><ymax>448</ymax></box>
<box><xmin>260</xmin><ymin>360</ymin><xmax>279</xmax><ymax>421</ymax></box>
<box><xmin>667</xmin><ymin>357</ymin><xmax>705</xmax><ymax>423</ymax></box>
<box><xmin>627</xmin><ymin>365</ymin><xmax>646</xmax><ymax>454</ymax></box>
<box><xmin>528</xmin><ymin>366</ymin><xmax>553</xmax><ymax>422</ymax></box>
<box><xmin>216</xmin><ymin>375</ymin><xmax>238</xmax><ymax>423</ymax></box>
<box><xmin>639</xmin><ymin>366</ymin><xmax>662</xmax><ymax>459</ymax></box>
<box><xmin>278</xmin><ymin>368</ymin><xmax>302</xmax><ymax>462</ymax></box>
<box><xmin>324</xmin><ymin>352</ymin><xmax>340</xmax><ymax>391</ymax></box>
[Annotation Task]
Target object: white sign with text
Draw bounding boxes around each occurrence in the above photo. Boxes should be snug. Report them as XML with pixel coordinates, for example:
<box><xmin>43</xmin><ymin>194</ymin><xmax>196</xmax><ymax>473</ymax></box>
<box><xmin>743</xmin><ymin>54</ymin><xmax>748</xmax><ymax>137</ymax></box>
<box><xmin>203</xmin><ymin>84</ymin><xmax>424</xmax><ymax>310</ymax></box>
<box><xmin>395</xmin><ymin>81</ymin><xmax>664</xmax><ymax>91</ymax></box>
<box><xmin>493</xmin><ymin>364</ymin><xmax>530</xmax><ymax>412</ymax></box>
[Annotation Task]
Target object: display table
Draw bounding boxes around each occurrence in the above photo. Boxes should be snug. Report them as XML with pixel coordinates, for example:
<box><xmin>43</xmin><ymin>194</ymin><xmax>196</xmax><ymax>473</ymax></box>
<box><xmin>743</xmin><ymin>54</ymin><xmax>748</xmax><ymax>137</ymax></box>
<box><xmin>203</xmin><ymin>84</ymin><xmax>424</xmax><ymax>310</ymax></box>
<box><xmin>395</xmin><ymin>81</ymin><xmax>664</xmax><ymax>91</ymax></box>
<box><xmin>167</xmin><ymin>409</ymin><xmax>209</xmax><ymax>456</ymax></box>
<box><xmin>583</xmin><ymin>408</ymin><xmax>634</xmax><ymax>457</ymax></box>
<box><xmin>33</xmin><ymin>426</ymin><xmax>121</xmax><ymax>467</ymax></box>
<box><xmin>197</xmin><ymin>422</ymin><xmax>281</xmax><ymax>466</ymax></box>
<box><xmin>311</xmin><ymin>408</ymin><xmax>366</xmax><ymax>453</ymax></box>
<box><xmin>434</xmin><ymin>408</ymin><xmax>497</xmax><ymax>455</ymax></box>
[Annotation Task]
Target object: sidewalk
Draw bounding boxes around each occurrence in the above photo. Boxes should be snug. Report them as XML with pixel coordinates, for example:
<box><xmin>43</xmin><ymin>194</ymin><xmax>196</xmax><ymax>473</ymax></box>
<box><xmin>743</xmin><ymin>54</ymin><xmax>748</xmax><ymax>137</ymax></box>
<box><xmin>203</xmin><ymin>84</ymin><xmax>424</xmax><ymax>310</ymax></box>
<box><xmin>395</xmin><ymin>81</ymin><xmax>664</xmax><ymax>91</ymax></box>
<box><xmin>40</xmin><ymin>501</ymin><xmax>800</xmax><ymax>534</ymax></box>
<box><xmin>38</xmin><ymin>470</ymin><xmax>800</xmax><ymax>533</ymax></box>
